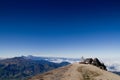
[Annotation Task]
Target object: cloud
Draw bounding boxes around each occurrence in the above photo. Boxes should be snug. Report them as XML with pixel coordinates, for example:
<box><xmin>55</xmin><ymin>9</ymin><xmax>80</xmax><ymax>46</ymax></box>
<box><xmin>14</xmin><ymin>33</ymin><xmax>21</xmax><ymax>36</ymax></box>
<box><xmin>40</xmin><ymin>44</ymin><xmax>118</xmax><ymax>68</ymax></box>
<box><xmin>101</xmin><ymin>58</ymin><xmax>120</xmax><ymax>71</ymax></box>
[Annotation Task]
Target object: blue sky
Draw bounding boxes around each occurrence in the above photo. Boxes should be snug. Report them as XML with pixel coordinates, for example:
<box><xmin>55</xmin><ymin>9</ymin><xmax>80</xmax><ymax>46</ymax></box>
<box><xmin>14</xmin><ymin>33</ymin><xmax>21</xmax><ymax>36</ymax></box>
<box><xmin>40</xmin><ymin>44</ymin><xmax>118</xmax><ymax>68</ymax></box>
<box><xmin>0</xmin><ymin>0</ymin><xmax>120</xmax><ymax>58</ymax></box>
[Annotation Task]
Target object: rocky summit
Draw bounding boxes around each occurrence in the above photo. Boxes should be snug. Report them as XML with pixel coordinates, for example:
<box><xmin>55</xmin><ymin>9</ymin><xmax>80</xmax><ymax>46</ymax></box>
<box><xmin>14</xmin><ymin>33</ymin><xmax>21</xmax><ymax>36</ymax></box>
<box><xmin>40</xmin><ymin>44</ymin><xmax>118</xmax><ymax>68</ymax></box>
<box><xmin>79</xmin><ymin>58</ymin><xmax>107</xmax><ymax>71</ymax></box>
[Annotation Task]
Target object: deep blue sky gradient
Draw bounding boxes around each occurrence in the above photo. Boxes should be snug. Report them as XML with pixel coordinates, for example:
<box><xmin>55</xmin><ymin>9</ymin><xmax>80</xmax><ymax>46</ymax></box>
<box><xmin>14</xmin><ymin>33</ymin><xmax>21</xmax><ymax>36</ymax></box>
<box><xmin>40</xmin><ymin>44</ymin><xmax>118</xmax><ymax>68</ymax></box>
<box><xmin>0</xmin><ymin>0</ymin><xmax>120</xmax><ymax>58</ymax></box>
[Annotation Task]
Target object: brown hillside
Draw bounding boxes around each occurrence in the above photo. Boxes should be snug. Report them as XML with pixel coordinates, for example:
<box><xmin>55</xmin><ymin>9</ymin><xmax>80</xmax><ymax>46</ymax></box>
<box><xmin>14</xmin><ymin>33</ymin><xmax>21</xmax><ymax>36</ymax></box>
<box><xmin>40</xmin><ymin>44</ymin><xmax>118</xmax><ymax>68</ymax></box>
<box><xmin>29</xmin><ymin>63</ymin><xmax>120</xmax><ymax>80</ymax></box>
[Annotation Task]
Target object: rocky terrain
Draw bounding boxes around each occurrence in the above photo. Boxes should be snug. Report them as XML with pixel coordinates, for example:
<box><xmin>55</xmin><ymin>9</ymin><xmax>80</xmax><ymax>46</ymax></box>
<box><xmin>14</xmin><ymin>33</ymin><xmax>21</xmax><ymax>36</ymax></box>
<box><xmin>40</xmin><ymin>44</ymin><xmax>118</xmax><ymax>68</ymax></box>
<box><xmin>29</xmin><ymin>63</ymin><xmax>120</xmax><ymax>80</ymax></box>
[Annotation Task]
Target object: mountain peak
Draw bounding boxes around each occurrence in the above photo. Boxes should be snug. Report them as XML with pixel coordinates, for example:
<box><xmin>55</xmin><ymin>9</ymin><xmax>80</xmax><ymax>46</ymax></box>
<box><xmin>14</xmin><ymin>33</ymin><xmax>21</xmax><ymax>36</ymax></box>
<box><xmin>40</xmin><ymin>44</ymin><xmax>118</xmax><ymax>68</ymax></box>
<box><xmin>29</xmin><ymin>63</ymin><xmax>120</xmax><ymax>80</ymax></box>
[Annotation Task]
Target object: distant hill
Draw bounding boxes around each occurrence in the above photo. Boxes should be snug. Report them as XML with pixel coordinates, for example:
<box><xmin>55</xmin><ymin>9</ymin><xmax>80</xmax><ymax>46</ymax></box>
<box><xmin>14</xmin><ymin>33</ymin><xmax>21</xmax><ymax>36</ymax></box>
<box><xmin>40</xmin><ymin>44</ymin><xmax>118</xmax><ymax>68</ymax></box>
<box><xmin>29</xmin><ymin>63</ymin><xmax>120</xmax><ymax>80</ymax></box>
<box><xmin>0</xmin><ymin>57</ymin><xmax>70</xmax><ymax>80</ymax></box>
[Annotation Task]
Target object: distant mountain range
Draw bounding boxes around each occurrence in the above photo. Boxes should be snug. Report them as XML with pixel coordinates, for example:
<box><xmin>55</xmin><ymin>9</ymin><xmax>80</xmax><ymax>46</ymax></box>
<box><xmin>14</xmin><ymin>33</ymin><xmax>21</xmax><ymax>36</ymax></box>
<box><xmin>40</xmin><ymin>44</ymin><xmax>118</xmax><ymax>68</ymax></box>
<box><xmin>0</xmin><ymin>56</ymin><xmax>70</xmax><ymax>80</ymax></box>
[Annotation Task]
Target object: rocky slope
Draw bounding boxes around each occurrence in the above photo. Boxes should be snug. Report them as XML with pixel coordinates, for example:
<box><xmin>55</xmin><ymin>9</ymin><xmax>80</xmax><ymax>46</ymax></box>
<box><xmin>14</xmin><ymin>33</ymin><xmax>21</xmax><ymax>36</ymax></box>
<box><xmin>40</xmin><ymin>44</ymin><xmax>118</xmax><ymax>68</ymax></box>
<box><xmin>29</xmin><ymin>63</ymin><xmax>120</xmax><ymax>80</ymax></box>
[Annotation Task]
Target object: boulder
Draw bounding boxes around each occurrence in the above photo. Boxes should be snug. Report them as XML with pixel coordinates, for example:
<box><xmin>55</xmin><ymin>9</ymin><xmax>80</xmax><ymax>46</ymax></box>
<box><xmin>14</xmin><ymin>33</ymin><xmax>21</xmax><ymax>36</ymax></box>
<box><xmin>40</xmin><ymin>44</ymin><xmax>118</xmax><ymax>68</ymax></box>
<box><xmin>92</xmin><ymin>58</ymin><xmax>101</xmax><ymax>67</ymax></box>
<box><xmin>84</xmin><ymin>58</ymin><xmax>93</xmax><ymax>64</ymax></box>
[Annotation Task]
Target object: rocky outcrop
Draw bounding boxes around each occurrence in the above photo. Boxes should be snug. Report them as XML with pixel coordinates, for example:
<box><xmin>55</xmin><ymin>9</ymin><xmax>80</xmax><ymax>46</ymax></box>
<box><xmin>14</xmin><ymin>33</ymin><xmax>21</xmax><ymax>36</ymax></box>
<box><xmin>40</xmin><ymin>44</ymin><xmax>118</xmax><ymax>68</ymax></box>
<box><xmin>79</xmin><ymin>58</ymin><xmax>107</xmax><ymax>71</ymax></box>
<box><xmin>84</xmin><ymin>58</ymin><xmax>93</xmax><ymax>64</ymax></box>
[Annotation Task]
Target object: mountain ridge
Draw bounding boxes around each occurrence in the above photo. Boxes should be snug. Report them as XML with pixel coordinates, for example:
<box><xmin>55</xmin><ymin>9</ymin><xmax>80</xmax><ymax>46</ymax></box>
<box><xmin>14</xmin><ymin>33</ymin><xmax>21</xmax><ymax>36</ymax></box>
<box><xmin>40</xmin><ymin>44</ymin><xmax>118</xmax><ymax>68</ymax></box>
<box><xmin>0</xmin><ymin>57</ymin><xmax>70</xmax><ymax>80</ymax></box>
<box><xmin>29</xmin><ymin>63</ymin><xmax>120</xmax><ymax>80</ymax></box>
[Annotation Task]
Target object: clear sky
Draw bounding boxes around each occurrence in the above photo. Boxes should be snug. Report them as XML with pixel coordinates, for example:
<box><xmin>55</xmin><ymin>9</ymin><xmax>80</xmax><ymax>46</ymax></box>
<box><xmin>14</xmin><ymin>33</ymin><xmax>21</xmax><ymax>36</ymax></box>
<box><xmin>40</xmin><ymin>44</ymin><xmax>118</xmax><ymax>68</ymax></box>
<box><xmin>0</xmin><ymin>0</ymin><xmax>120</xmax><ymax>58</ymax></box>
